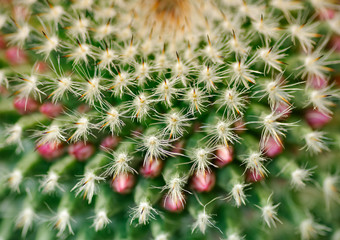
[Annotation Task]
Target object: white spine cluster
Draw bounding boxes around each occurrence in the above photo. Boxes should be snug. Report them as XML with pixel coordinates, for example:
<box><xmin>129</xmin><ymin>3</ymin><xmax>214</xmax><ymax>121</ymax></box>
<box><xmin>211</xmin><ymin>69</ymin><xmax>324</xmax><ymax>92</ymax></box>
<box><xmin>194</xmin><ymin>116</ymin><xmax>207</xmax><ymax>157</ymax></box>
<box><xmin>160</xmin><ymin>111</ymin><xmax>192</xmax><ymax>139</ymax></box>
<box><xmin>52</xmin><ymin>209</ymin><xmax>74</xmax><ymax>237</ymax></box>
<box><xmin>35</xmin><ymin>124</ymin><xmax>65</xmax><ymax>146</ymax></box>
<box><xmin>7</xmin><ymin>169</ymin><xmax>23</xmax><ymax>192</ymax></box>
<box><xmin>72</xmin><ymin>171</ymin><xmax>104</xmax><ymax>204</ymax></box>
<box><xmin>300</xmin><ymin>218</ymin><xmax>330</xmax><ymax>240</ymax></box>
<box><xmin>229</xmin><ymin>183</ymin><xmax>249</xmax><ymax>207</ymax></box>
<box><xmin>65</xmin><ymin>41</ymin><xmax>94</xmax><ymax>65</ymax></box>
<box><xmin>289</xmin><ymin>16</ymin><xmax>320</xmax><ymax>52</ymax></box>
<box><xmin>67</xmin><ymin>116</ymin><xmax>94</xmax><ymax>143</ymax></box>
<box><xmin>76</xmin><ymin>75</ymin><xmax>105</xmax><ymax>107</ymax></box>
<box><xmin>259</xmin><ymin>196</ymin><xmax>282</xmax><ymax>228</ymax></box>
<box><xmin>130</xmin><ymin>201</ymin><xmax>158</xmax><ymax>225</ymax></box>
<box><xmin>35</xmin><ymin>31</ymin><xmax>60</xmax><ymax>59</ymax></box>
<box><xmin>303</xmin><ymin>131</ymin><xmax>329</xmax><ymax>154</ymax></box>
<box><xmin>103</xmin><ymin>151</ymin><xmax>136</xmax><ymax>179</ymax></box>
<box><xmin>99</xmin><ymin>105</ymin><xmax>124</xmax><ymax>134</ymax></box>
<box><xmin>216</xmin><ymin>87</ymin><xmax>248</xmax><ymax>117</ymax></box>
<box><xmin>16</xmin><ymin>207</ymin><xmax>36</xmax><ymax>237</ymax></box>
<box><xmin>192</xmin><ymin>210</ymin><xmax>215</xmax><ymax>234</ymax></box>
<box><xmin>155</xmin><ymin>78</ymin><xmax>178</xmax><ymax>107</ymax></box>
<box><xmin>258</xmin><ymin>109</ymin><xmax>293</xmax><ymax>148</ymax></box>
<box><xmin>39</xmin><ymin>171</ymin><xmax>62</xmax><ymax>194</ymax></box>
<box><xmin>307</xmin><ymin>85</ymin><xmax>340</xmax><ymax>115</ymax></box>
<box><xmin>184</xmin><ymin>87</ymin><xmax>209</xmax><ymax>114</ymax></box>
<box><xmin>47</xmin><ymin>75</ymin><xmax>73</xmax><ymax>103</ymax></box>
<box><xmin>6</xmin><ymin>22</ymin><xmax>31</xmax><ymax>47</ymax></box>
<box><xmin>258</xmin><ymin>75</ymin><xmax>297</xmax><ymax>109</ymax></box>
<box><xmin>162</xmin><ymin>175</ymin><xmax>188</xmax><ymax>208</ymax></box>
<box><xmin>138</xmin><ymin>133</ymin><xmax>173</xmax><ymax>164</ymax></box>
<box><xmin>243</xmin><ymin>152</ymin><xmax>268</xmax><ymax>178</ymax></box>
<box><xmin>323</xmin><ymin>176</ymin><xmax>340</xmax><ymax>209</ymax></box>
<box><xmin>205</xmin><ymin>117</ymin><xmax>240</xmax><ymax>147</ymax></box>
<box><xmin>5</xmin><ymin>124</ymin><xmax>23</xmax><ymax>149</ymax></box>
<box><xmin>15</xmin><ymin>75</ymin><xmax>43</xmax><ymax>101</ymax></box>
<box><xmin>228</xmin><ymin>58</ymin><xmax>260</xmax><ymax>88</ymax></box>
<box><xmin>190</xmin><ymin>148</ymin><xmax>215</xmax><ymax>175</ymax></box>
<box><xmin>291</xmin><ymin>167</ymin><xmax>313</xmax><ymax>190</ymax></box>
<box><xmin>92</xmin><ymin>210</ymin><xmax>111</xmax><ymax>232</ymax></box>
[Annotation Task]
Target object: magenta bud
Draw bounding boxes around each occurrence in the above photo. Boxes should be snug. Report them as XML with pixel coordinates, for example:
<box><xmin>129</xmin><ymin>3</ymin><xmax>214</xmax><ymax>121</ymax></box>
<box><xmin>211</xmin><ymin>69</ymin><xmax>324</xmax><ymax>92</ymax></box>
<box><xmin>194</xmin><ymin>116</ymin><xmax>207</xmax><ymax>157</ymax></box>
<box><xmin>162</xmin><ymin>195</ymin><xmax>185</xmax><ymax>212</ymax></box>
<box><xmin>34</xmin><ymin>61</ymin><xmax>49</xmax><ymax>73</ymax></box>
<box><xmin>234</xmin><ymin>118</ymin><xmax>246</xmax><ymax>134</ymax></box>
<box><xmin>111</xmin><ymin>173</ymin><xmax>135</xmax><ymax>194</ymax></box>
<box><xmin>308</xmin><ymin>76</ymin><xmax>328</xmax><ymax>90</ymax></box>
<box><xmin>13</xmin><ymin>6</ymin><xmax>30</xmax><ymax>22</ymax></box>
<box><xmin>193</xmin><ymin>122</ymin><xmax>202</xmax><ymax>131</ymax></box>
<box><xmin>100</xmin><ymin>136</ymin><xmax>120</xmax><ymax>151</ymax></box>
<box><xmin>275</xmin><ymin>103</ymin><xmax>291</xmax><ymax>119</ymax></box>
<box><xmin>140</xmin><ymin>158</ymin><xmax>163</xmax><ymax>178</ymax></box>
<box><xmin>330</xmin><ymin>35</ymin><xmax>340</xmax><ymax>53</ymax></box>
<box><xmin>172</xmin><ymin>140</ymin><xmax>184</xmax><ymax>154</ymax></box>
<box><xmin>246</xmin><ymin>170</ymin><xmax>264</xmax><ymax>183</ymax></box>
<box><xmin>0</xmin><ymin>86</ymin><xmax>8</xmax><ymax>96</ymax></box>
<box><xmin>318</xmin><ymin>9</ymin><xmax>335</xmax><ymax>20</ymax></box>
<box><xmin>13</xmin><ymin>97</ymin><xmax>39</xmax><ymax>115</ymax></box>
<box><xmin>336</xmin><ymin>75</ymin><xmax>340</xmax><ymax>87</ymax></box>
<box><xmin>5</xmin><ymin>47</ymin><xmax>27</xmax><ymax>65</ymax></box>
<box><xmin>191</xmin><ymin>171</ymin><xmax>216</xmax><ymax>192</ymax></box>
<box><xmin>305</xmin><ymin>109</ymin><xmax>332</xmax><ymax>129</ymax></box>
<box><xmin>0</xmin><ymin>35</ymin><xmax>6</xmax><ymax>49</ymax></box>
<box><xmin>39</xmin><ymin>102</ymin><xmax>63</xmax><ymax>118</ymax></box>
<box><xmin>37</xmin><ymin>142</ymin><xmax>64</xmax><ymax>161</ymax></box>
<box><xmin>263</xmin><ymin>136</ymin><xmax>283</xmax><ymax>158</ymax></box>
<box><xmin>77</xmin><ymin>104</ymin><xmax>91</xmax><ymax>113</ymax></box>
<box><xmin>68</xmin><ymin>142</ymin><xmax>95</xmax><ymax>161</ymax></box>
<box><xmin>215</xmin><ymin>146</ymin><xmax>233</xmax><ymax>167</ymax></box>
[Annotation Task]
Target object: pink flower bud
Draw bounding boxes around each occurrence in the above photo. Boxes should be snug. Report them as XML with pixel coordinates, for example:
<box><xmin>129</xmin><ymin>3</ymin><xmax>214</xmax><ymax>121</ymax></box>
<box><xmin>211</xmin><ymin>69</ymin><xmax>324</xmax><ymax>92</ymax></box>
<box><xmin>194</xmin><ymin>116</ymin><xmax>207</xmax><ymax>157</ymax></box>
<box><xmin>162</xmin><ymin>195</ymin><xmax>185</xmax><ymax>212</ymax></box>
<box><xmin>246</xmin><ymin>170</ymin><xmax>264</xmax><ymax>183</ymax></box>
<box><xmin>134</xmin><ymin>127</ymin><xmax>143</xmax><ymax>135</ymax></box>
<box><xmin>191</xmin><ymin>171</ymin><xmax>216</xmax><ymax>192</ymax></box>
<box><xmin>275</xmin><ymin>103</ymin><xmax>291</xmax><ymax>119</ymax></box>
<box><xmin>234</xmin><ymin>118</ymin><xmax>246</xmax><ymax>134</ymax></box>
<box><xmin>318</xmin><ymin>9</ymin><xmax>335</xmax><ymax>20</ymax></box>
<box><xmin>68</xmin><ymin>142</ymin><xmax>95</xmax><ymax>161</ymax></box>
<box><xmin>0</xmin><ymin>35</ymin><xmax>6</xmax><ymax>49</ymax></box>
<box><xmin>172</xmin><ymin>140</ymin><xmax>184</xmax><ymax>154</ymax></box>
<box><xmin>12</xmin><ymin>6</ymin><xmax>30</xmax><ymax>22</ymax></box>
<box><xmin>37</xmin><ymin>142</ymin><xmax>64</xmax><ymax>161</ymax></box>
<box><xmin>193</xmin><ymin>122</ymin><xmax>201</xmax><ymax>131</ymax></box>
<box><xmin>263</xmin><ymin>136</ymin><xmax>283</xmax><ymax>158</ymax></box>
<box><xmin>336</xmin><ymin>75</ymin><xmax>340</xmax><ymax>88</ymax></box>
<box><xmin>305</xmin><ymin>109</ymin><xmax>332</xmax><ymax>129</ymax></box>
<box><xmin>330</xmin><ymin>35</ymin><xmax>340</xmax><ymax>53</ymax></box>
<box><xmin>13</xmin><ymin>97</ymin><xmax>39</xmax><ymax>115</ymax></box>
<box><xmin>34</xmin><ymin>61</ymin><xmax>49</xmax><ymax>73</ymax></box>
<box><xmin>308</xmin><ymin>76</ymin><xmax>328</xmax><ymax>90</ymax></box>
<box><xmin>100</xmin><ymin>136</ymin><xmax>120</xmax><ymax>151</ymax></box>
<box><xmin>77</xmin><ymin>104</ymin><xmax>91</xmax><ymax>113</ymax></box>
<box><xmin>111</xmin><ymin>173</ymin><xmax>135</xmax><ymax>194</ymax></box>
<box><xmin>140</xmin><ymin>158</ymin><xmax>163</xmax><ymax>178</ymax></box>
<box><xmin>39</xmin><ymin>102</ymin><xmax>63</xmax><ymax>118</ymax></box>
<box><xmin>5</xmin><ymin>47</ymin><xmax>27</xmax><ymax>65</ymax></box>
<box><xmin>0</xmin><ymin>86</ymin><xmax>8</xmax><ymax>96</ymax></box>
<box><xmin>215</xmin><ymin>146</ymin><xmax>233</xmax><ymax>167</ymax></box>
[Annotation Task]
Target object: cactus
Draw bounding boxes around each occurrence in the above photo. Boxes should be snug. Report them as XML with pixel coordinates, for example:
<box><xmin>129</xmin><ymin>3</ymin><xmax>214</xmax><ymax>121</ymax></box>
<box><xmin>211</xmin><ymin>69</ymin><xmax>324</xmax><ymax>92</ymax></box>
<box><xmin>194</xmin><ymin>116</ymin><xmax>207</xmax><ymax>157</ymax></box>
<box><xmin>0</xmin><ymin>0</ymin><xmax>340</xmax><ymax>239</ymax></box>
